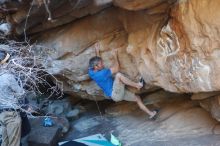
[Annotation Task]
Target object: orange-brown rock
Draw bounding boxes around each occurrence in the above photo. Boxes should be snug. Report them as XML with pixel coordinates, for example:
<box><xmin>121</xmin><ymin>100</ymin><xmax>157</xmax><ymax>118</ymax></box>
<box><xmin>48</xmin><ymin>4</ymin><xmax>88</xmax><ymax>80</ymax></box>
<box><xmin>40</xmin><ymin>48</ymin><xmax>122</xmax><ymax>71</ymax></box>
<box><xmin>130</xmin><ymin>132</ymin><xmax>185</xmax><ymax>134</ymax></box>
<box><xmin>113</xmin><ymin>0</ymin><xmax>175</xmax><ymax>11</ymax></box>
<box><xmin>2</xmin><ymin>0</ymin><xmax>111</xmax><ymax>35</ymax></box>
<box><xmin>2</xmin><ymin>0</ymin><xmax>220</xmax><ymax>120</ymax></box>
<box><xmin>154</xmin><ymin>0</ymin><xmax>220</xmax><ymax>92</ymax></box>
<box><xmin>29</xmin><ymin>0</ymin><xmax>220</xmax><ymax>99</ymax></box>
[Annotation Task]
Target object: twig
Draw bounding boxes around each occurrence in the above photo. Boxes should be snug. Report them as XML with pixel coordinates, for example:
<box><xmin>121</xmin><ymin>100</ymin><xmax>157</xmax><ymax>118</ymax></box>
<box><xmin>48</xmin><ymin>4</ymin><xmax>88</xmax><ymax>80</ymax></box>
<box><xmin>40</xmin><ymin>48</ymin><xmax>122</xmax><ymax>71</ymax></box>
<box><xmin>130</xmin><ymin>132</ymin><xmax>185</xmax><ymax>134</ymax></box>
<box><xmin>0</xmin><ymin>38</ymin><xmax>63</xmax><ymax>113</ymax></box>
<box><xmin>43</xmin><ymin>0</ymin><xmax>52</xmax><ymax>20</ymax></box>
<box><xmin>24</xmin><ymin>0</ymin><xmax>34</xmax><ymax>43</ymax></box>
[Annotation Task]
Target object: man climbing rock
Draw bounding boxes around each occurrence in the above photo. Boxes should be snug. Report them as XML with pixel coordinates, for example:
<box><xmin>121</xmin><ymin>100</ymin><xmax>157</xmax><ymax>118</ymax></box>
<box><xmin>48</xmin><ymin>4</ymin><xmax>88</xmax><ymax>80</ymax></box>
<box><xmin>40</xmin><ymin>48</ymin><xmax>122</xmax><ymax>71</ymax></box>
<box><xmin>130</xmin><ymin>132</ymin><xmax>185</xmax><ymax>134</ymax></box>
<box><xmin>0</xmin><ymin>50</ymin><xmax>26</xmax><ymax>146</ymax></box>
<box><xmin>88</xmin><ymin>43</ymin><xmax>158</xmax><ymax>120</ymax></box>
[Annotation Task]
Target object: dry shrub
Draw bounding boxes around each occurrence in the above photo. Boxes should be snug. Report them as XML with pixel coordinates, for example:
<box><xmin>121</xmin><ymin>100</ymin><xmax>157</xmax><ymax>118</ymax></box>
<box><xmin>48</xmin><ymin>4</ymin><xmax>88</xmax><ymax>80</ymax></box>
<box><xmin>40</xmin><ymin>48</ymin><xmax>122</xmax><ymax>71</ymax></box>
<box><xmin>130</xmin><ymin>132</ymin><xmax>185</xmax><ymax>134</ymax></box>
<box><xmin>0</xmin><ymin>38</ymin><xmax>63</xmax><ymax>113</ymax></box>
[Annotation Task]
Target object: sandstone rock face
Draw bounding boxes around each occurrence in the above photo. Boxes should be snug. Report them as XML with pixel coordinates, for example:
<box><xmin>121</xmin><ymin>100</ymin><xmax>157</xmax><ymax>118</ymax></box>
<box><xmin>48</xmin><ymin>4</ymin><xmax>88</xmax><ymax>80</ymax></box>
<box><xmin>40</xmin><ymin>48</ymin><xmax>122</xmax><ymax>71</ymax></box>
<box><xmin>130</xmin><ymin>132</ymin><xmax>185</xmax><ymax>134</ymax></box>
<box><xmin>113</xmin><ymin>0</ymin><xmax>176</xmax><ymax>11</ymax></box>
<box><xmin>29</xmin><ymin>1</ymin><xmax>173</xmax><ymax>100</ymax></box>
<box><xmin>2</xmin><ymin>0</ymin><xmax>220</xmax><ymax>119</ymax></box>
<box><xmin>8</xmin><ymin>0</ymin><xmax>218</xmax><ymax>98</ymax></box>
<box><xmin>33</xmin><ymin>8</ymin><xmax>127</xmax><ymax>100</ymax></box>
<box><xmin>199</xmin><ymin>96</ymin><xmax>220</xmax><ymax>122</ymax></box>
<box><xmin>32</xmin><ymin>0</ymin><xmax>220</xmax><ymax>97</ymax></box>
<box><xmin>2</xmin><ymin>0</ymin><xmax>111</xmax><ymax>35</ymax></box>
<box><xmin>121</xmin><ymin>0</ymin><xmax>220</xmax><ymax>93</ymax></box>
<box><xmin>158</xmin><ymin>0</ymin><xmax>220</xmax><ymax>92</ymax></box>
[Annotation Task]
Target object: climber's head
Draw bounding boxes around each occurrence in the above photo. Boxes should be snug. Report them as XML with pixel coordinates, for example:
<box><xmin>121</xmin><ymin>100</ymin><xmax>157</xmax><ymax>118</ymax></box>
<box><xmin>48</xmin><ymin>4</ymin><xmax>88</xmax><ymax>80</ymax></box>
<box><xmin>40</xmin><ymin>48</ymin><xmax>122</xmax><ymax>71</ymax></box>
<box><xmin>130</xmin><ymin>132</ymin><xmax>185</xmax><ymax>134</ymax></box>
<box><xmin>89</xmin><ymin>56</ymin><xmax>104</xmax><ymax>71</ymax></box>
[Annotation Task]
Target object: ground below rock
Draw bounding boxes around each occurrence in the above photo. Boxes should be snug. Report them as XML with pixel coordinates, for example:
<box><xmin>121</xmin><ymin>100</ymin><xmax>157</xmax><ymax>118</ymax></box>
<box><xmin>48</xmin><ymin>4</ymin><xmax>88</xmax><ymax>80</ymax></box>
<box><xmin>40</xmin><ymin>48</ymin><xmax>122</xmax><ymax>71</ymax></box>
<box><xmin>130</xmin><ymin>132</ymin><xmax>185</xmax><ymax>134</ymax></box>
<box><xmin>62</xmin><ymin>97</ymin><xmax>219</xmax><ymax>146</ymax></box>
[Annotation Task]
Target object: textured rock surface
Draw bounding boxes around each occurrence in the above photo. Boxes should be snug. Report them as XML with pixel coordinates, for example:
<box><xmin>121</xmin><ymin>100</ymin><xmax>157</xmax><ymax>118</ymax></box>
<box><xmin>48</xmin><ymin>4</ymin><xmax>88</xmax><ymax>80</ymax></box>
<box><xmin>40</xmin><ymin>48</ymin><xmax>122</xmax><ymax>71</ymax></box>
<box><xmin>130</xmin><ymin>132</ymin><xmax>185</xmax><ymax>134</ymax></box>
<box><xmin>157</xmin><ymin>0</ymin><xmax>220</xmax><ymax>92</ymax></box>
<box><xmin>191</xmin><ymin>92</ymin><xmax>220</xmax><ymax>100</ymax></box>
<box><xmin>31</xmin><ymin>0</ymin><xmax>219</xmax><ymax>97</ymax></box>
<box><xmin>2</xmin><ymin>0</ymin><xmax>220</xmax><ymax>120</ymax></box>
<box><xmin>30</xmin><ymin>0</ymin><xmax>220</xmax><ymax>96</ymax></box>
<box><xmin>2</xmin><ymin>0</ymin><xmax>112</xmax><ymax>35</ymax></box>
<box><xmin>65</xmin><ymin>98</ymin><xmax>219</xmax><ymax>145</ymax></box>
<box><xmin>31</xmin><ymin>5</ymin><xmax>172</xmax><ymax>100</ymax></box>
<box><xmin>47</xmin><ymin>99</ymin><xmax>71</xmax><ymax>116</ymax></box>
<box><xmin>199</xmin><ymin>96</ymin><xmax>220</xmax><ymax>122</ymax></box>
<box><xmin>113</xmin><ymin>0</ymin><xmax>175</xmax><ymax>11</ymax></box>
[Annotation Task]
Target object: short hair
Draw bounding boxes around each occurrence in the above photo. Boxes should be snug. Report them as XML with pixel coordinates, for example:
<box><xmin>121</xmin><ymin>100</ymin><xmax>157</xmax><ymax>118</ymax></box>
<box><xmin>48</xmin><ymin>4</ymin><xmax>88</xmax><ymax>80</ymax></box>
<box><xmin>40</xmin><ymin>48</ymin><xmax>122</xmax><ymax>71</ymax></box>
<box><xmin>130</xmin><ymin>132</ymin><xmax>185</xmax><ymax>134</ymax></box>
<box><xmin>89</xmin><ymin>56</ymin><xmax>102</xmax><ymax>69</ymax></box>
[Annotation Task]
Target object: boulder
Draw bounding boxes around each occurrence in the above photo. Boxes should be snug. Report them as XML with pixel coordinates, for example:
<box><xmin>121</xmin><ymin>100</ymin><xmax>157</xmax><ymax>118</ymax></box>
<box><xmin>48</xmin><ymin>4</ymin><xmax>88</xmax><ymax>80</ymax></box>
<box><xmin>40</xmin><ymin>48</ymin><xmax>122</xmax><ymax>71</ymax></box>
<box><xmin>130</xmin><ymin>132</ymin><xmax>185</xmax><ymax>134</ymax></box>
<box><xmin>47</xmin><ymin>99</ymin><xmax>71</xmax><ymax>116</ymax></box>
<box><xmin>191</xmin><ymin>92</ymin><xmax>220</xmax><ymax>100</ymax></box>
<box><xmin>199</xmin><ymin>96</ymin><xmax>220</xmax><ymax>121</ymax></box>
<box><xmin>113</xmin><ymin>0</ymin><xmax>175</xmax><ymax>11</ymax></box>
<box><xmin>210</xmin><ymin>96</ymin><xmax>220</xmax><ymax>121</ymax></box>
<box><xmin>28</xmin><ymin>117</ymin><xmax>62</xmax><ymax>146</ymax></box>
<box><xmin>0</xmin><ymin>23</ymin><xmax>11</xmax><ymax>35</ymax></box>
<box><xmin>28</xmin><ymin>126</ymin><xmax>61</xmax><ymax>146</ymax></box>
<box><xmin>213</xmin><ymin>124</ymin><xmax>220</xmax><ymax>134</ymax></box>
<box><xmin>1</xmin><ymin>0</ymin><xmax>111</xmax><ymax>35</ymax></box>
<box><xmin>2</xmin><ymin>0</ymin><xmax>220</xmax><ymax>121</ymax></box>
<box><xmin>142</xmin><ymin>90</ymin><xmax>189</xmax><ymax>105</ymax></box>
<box><xmin>29</xmin><ymin>116</ymin><xmax>70</xmax><ymax>135</ymax></box>
<box><xmin>66</xmin><ymin>109</ymin><xmax>80</xmax><ymax>120</ymax></box>
<box><xmin>105</xmin><ymin>101</ymin><xmax>137</xmax><ymax>116</ymax></box>
<box><xmin>31</xmin><ymin>0</ymin><xmax>220</xmax><ymax>99</ymax></box>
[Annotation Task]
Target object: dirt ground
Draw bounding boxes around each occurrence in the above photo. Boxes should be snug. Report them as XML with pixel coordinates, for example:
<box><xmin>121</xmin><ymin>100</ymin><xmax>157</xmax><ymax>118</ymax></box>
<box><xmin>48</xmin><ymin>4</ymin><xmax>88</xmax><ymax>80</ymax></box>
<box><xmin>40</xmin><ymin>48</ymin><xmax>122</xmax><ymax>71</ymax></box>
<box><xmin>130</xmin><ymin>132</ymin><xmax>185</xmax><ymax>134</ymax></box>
<box><xmin>63</xmin><ymin>97</ymin><xmax>220</xmax><ymax>146</ymax></box>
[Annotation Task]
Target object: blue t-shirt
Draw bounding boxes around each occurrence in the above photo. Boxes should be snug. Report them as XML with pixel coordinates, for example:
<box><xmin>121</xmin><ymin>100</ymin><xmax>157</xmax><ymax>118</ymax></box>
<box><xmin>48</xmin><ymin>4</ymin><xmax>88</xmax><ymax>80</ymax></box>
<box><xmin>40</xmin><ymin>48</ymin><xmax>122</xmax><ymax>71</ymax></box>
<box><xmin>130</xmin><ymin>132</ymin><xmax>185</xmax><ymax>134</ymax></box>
<box><xmin>88</xmin><ymin>68</ymin><xmax>113</xmax><ymax>97</ymax></box>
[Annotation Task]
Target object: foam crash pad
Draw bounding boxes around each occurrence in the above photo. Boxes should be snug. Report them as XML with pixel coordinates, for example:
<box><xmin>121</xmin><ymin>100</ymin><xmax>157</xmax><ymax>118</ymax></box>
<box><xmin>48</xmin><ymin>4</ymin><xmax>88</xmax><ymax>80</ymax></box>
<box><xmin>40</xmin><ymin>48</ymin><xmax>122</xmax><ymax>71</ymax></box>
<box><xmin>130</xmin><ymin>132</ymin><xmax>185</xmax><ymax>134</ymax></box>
<box><xmin>59</xmin><ymin>134</ymin><xmax>114</xmax><ymax>146</ymax></box>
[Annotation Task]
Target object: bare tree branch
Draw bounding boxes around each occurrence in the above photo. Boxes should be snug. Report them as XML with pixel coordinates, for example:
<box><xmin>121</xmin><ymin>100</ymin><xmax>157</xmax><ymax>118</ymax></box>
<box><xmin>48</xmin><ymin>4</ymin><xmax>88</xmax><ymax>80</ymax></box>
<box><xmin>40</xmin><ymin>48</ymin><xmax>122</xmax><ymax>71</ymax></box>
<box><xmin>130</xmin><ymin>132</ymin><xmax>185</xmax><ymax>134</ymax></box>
<box><xmin>0</xmin><ymin>38</ymin><xmax>63</xmax><ymax>114</ymax></box>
